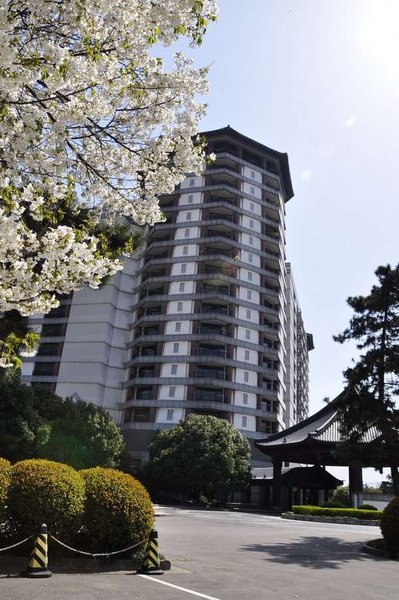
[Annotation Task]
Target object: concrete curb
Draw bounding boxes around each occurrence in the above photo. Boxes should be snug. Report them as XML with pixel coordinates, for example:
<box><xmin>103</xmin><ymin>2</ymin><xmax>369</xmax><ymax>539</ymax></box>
<box><xmin>0</xmin><ymin>555</ymin><xmax>171</xmax><ymax>575</ymax></box>
<box><xmin>281</xmin><ymin>512</ymin><xmax>380</xmax><ymax>526</ymax></box>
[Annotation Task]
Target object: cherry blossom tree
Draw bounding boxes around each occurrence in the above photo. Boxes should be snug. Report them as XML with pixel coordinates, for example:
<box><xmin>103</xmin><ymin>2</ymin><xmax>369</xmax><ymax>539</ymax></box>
<box><xmin>0</xmin><ymin>0</ymin><xmax>217</xmax><ymax>367</ymax></box>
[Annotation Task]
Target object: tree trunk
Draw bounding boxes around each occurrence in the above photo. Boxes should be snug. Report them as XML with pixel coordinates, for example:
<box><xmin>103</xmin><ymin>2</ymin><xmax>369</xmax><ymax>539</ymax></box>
<box><xmin>390</xmin><ymin>466</ymin><xmax>399</xmax><ymax>495</ymax></box>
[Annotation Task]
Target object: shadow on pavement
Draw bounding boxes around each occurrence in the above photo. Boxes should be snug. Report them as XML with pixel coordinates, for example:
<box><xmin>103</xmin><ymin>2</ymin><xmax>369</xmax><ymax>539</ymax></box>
<box><xmin>239</xmin><ymin>536</ymin><xmax>383</xmax><ymax>569</ymax></box>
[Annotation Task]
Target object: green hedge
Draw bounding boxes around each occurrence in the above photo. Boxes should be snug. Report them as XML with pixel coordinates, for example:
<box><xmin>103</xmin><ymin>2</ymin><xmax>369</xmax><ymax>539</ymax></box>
<box><xmin>8</xmin><ymin>459</ymin><xmax>85</xmax><ymax>538</ymax></box>
<box><xmin>81</xmin><ymin>467</ymin><xmax>154</xmax><ymax>552</ymax></box>
<box><xmin>291</xmin><ymin>505</ymin><xmax>383</xmax><ymax>520</ymax></box>
<box><xmin>0</xmin><ymin>458</ymin><xmax>11</xmax><ymax>519</ymax></box>
<box><xmin>380</xmin><ymin>496</ymin><xmax>399</xmax><ymax>555</ymax></box>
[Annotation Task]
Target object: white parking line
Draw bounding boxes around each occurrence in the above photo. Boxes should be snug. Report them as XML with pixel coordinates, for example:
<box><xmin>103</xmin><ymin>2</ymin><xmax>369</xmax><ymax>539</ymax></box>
<box><xmin>138</xmin><ymin>574</ymin><xmax>221</xmax><ymax>600</ymax></box>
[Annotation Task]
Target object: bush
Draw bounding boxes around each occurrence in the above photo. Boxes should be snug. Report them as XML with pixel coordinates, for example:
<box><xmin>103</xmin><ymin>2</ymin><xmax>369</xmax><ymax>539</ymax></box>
<box><xmin>8</xmin><ymin>459</ymin><xmax>85</xmax><ymax>538</ymax></box>
<box><xmin>0</xmin><ymin>458</ymin><xmax>11</xmax><ymax>518</ymax></box>
<box><xmin>81</xmin><ymin>467</ymin><xmax>154</xmax><ymax>552</ymax></box>
<box><xmin>380</xmin><ymin>496</ymin><xmax>399</xmax><ymax>555</ymax></box>
<box><xmin>329</xmin><ymin>486</ymin><xmax>350</xmax><ymax>507</ymax></box>
<box><xmin>320</xmin><ymin>500</ymin><xmax>347</xmax><ymax>508</ymax></box>
<box><xmin>292</xmin><ymin>505</ymin><xmax>383</xmax><ymax>520</ymax></box>
<box><xmin>359</xmin><ymin>504</ymin><xmax>378</xmax><ymax>510</ymax></box>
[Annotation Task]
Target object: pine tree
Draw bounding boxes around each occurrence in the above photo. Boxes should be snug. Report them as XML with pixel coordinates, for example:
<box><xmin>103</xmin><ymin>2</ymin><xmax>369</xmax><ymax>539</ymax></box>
<box><xmin>334</xmin><ymin>264</ymin><xmax>399</xmax><ymax>493</ymax></box>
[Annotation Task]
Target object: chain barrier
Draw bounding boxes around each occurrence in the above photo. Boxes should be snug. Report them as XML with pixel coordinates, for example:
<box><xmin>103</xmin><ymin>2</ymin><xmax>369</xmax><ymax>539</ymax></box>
<box><xmin>0</xmin><ymin>535</ymin><xmax>34</xmax><ymax>553</ymax></box>
<box><xmin>49</xmin><ymin>534</ymin><xmax>148</xmax><ymax>559</ymax></box>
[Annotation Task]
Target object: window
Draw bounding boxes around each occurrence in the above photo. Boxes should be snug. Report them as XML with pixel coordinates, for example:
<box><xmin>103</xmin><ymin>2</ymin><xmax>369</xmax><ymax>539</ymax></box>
<box><xmin>183</xmin><ymin>245</ymin><xmax>188</xmax><ymax>255</ymax></box>
<box><xmin>188</xmin><ymin>194</ymin><xmax>193</xmax><ymax>204</ymax></box>
<box><xmin>179</xmin><ymin>282</ymin><xmax>185</xmax><ymax>292</ymax></box>
<box><xmin>245</xmin><ymin>329</ymin><xmax>250</xmax><ymax>340</ymax></box>
<box><xmin>189</xmin><ymin>178</ymin><xmax>195</xmax><ymax>187</ymax></box>
<box><xmin>247</xmin><ymin>271</ymin><xmax>253</xmax><ymax>282</ymax></box>
<box><xmin>128</xmin><ymin>408</ymin><xmax>151</xmax><ymax>422</ymax></box>
<box><xmin>167</xmin><ymin>409</ymin><xmax>174</xmax><ymax>421</ymax></box>
<box><xmin>249</xmin><ymin>219</ymin><xmax>254</xmax><ymax>229</ymax></box>
<box><xmin>33</xmin><ymin>362</ymin><xmax>57</xmax><ymax>376</ymax></box>
<box><xmin>244</xmin><ymin>350</ymin><xmax>250</xmax><ymax>361</ymax></box>
<box><xmin>246</xmin><ymin>290</ymin><xmax>252</xmax><ymax>300</ymax></box>
<box><xmin>246</xmin><ymin>309</ymin><xmax>251</xmax><ymax>320</ymax></box>
<box><xmin>244</xmin><ymin>371</ymin><xmax>249</xmax><ymax>383</ymax></box>
<box><xmin>242</xmin><ymin>416</ymin><xmax>247</xmax><ymax>427</ymax></box>
<box><xmin>186</xmin><ymin>212</ymin><xmax>192</xmax><ymax>221</ymax></box>
<box><xmin>177</xmin><ymin>301</ymin><xmax>183</xmax><ymax>312</ymax></box>
<box><xmin>243</xmin><ymin>393</ymin><xmax>248</xmax><ymax>404</ymax></box>
<box><xmin>38</xmin><ymin>343</ymin><xmax>60</xmax><ymax>356</ymax></box>
<box><xmin>249</xmin><ymin>236</ymin><xmax>253</xmax><ymax>246</ymax></box>
<box><xmin>262</xmin><ymin>399</ymin><xmax>272</xmax><ymax>412</ymax></box>
<box><xmin>250</xmin><ymin>186</ymin><xmax>255</xmax><ymax>195</ymax></box>
<box><xmin>250</xmin><ymin>202</ymin><xmax>254</xmax><ymax>212</ymax></box>
<box><xmin>250</xmin><ymin>170</ymin><xmax>255</xmax><ymax>179</ymax></box>
<box><xmin>173</xmin><ymin>342</ymin><xmax>179</xmax><ymax>353</ymax></box>
<box><xmin>171</xmin><ymin>364</ymin><xmax>178</xmax><ymax>375</ymax></box>
<box><xmin>175</xmin><ymin>322</ymin><xmax>181</xmax><ymax>332</ymax></box>
<box><xmin>181</xmin><ymin>264</ymin><xmax>187</xmax><ymax>274</ymax></box>
<box><xmin>248</xmin><ymin>253</ymin><xmax>253</xmax><ymax>263</ymax></box>
<box><xmin>169</xmin><ymin>386</ymin><xmax>176</xmax><ymax>398</ymax></box>
<box><xmin>41</xmin><ymin>323</ymin><xmax>64</xmax><ymax>337</ymax></box>
<box><xmin>184</xmin><ymin>229</ymin><xmax>190</xmax><ymax>238</ymax></box>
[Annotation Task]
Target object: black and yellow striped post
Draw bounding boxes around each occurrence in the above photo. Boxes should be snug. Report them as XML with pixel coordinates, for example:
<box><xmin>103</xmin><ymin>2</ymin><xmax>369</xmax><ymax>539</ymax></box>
<box><xmin>21</xmin><ymin>523</ymin><xmax>52</xmax><ymax>578</ymax></box>
<box><xmin>138</xmin><ymin>529</ymin><xmax>164</xmax><ymax>575</ymax></box>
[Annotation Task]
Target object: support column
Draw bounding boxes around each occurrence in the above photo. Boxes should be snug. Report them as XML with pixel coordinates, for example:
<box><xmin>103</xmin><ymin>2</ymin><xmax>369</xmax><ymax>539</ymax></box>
<box><xmin>272</xmin><ymin>459</ymin><xmax>282</xmax><ymax>508</ymax></box>
<box><xmin>349</xmin><ymin>461</ymin><xmax>363</xmax><ymax>508</ymax></box>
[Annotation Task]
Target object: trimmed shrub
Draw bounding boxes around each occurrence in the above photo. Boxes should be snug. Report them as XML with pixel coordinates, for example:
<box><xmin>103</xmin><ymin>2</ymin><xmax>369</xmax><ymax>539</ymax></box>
<box><xmin>320</xmin><ymin>500</ymin><xmax>347</xmax><ymax>508</ymax></box>
<box><xmin>8</xmin><ymin>459</ymin><xmax>85</xmax><ymax>538</ymax></box>
<box><xmin>292</xmin><ymin>505</ymin><xmax>383</xmax><ymax>520</ymax></box>
<box><xmin>81</xmin><ymin>467</ymin><xmax>154</xmax><ymax>552</ymax></box>
<box><xmin>0</xmin><ymin>458</ymin><xmax>11</xmax><ymax>518</ymax></box>
<box><xmin>359</xmin><ymin>504</ymin><xmax>378</xmax><ymax>510</ymax></box>
<box><xmin>380</xmin><ymin>496</ymin><xmax>399</xmax><ymax>555</ymax></box>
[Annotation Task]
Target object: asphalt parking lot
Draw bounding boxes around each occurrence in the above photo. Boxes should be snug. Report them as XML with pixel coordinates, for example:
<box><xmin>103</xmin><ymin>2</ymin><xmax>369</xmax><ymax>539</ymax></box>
<box><xmin>1</xmin><ymin>507</ymin><xmax>397</xmax><ymax>600</ymax></box>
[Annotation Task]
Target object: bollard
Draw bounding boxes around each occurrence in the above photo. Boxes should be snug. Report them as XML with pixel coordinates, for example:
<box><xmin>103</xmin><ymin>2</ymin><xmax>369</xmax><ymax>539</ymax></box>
<box><xmin>138</xmin><ymin>529</ymin><xmax>164</xmax><ymax>575</ymax></box>
<box><xmin>21</xmin><ymin>523</ymin><xmax>52</xmax><ymax>578</ymax></box>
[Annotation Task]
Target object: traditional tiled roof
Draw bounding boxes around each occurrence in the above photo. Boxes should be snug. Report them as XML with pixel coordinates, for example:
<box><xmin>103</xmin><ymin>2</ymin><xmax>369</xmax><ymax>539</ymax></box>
<box><xmin>256</xmin><ymin>388</ymin><xmax>381</xmax><ymax>452</ymax></box>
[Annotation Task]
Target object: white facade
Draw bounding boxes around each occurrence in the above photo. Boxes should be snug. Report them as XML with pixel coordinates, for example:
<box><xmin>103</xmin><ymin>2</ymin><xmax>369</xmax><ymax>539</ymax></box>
<box><xmin>23</xmin><ymin>127</ymin><xmax>312</xmax><ymax>468</ymax></box>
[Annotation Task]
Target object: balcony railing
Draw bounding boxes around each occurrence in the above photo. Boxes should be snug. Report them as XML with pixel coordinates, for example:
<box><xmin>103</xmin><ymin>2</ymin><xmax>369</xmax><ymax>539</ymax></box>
<box><xmin>203</xmin><ymin>285</ymin><xmax>230</xmax><ymax>295</ymax></box>
<box><xmin>194</xmin><ymin>392</ymin><xmax>225</xmax><ymax>403</ymax></box>
<box><xmin>203</xmin><ymin>266</ymin><xmax>233</xmax><ymax>276</ymax></box>
<box><xmin>205</xmin><ymin>248</ymin><xmax>232</xmax><ymax>257</ymax></box>
<box><xmin>196</xmin><ymin>369</ymin><xmax>225</xmax><ymax>380</ymax></box>
<box><xmin>199</xmin><ymin>325</ymin><xmax>226</xmax><ymax>335</ymax></box>
<box><xmin>205</xmin><ymin>230</ymin><xmax>234</xmax><ymax>240</ymax></box>
<box><xmin>198</xmin><ymin>346</ymin><xmax>226</xmax><ymax>358</ymax></box>
<box><xmin>209</xmin><ymin>196</ymin><xmax>235</xmax><ymax>205</ymax></box>
<box><xmin>201</xmin><ymin>305</ymin><xmax>228</xmax><ymax>315</ymax></box>
<box><xmin>205</xmin><ymin>213</ymin><xmax>235</xmax><ymax>222</ymax></box>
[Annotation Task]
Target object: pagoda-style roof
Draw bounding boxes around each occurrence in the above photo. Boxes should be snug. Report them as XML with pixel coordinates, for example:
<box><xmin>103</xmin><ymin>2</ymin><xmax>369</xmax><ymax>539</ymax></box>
<box><xmin>255</xmin><ymin>389</ymin><xmax>382</xmax><ymax>467</ymax></box>
<box><xmin>252</xmin><ymin>465</ymin><xmax>343</xmax><ymax>489</ymax></box>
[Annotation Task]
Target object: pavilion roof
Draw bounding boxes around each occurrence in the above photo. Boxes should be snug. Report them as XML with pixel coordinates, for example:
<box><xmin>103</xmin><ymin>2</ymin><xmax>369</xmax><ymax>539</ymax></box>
<box><xmin>255</xmin><ymin>388</ymin><xmax>382</xmax><ymax>465</ymax></box>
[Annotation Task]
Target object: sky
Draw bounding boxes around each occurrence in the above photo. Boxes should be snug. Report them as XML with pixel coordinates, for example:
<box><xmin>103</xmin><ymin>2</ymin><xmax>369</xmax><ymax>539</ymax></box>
<box><xmin>185</xmin><ymin>0</ymin><xmax>399</xmax><ymax>484</ymax></box>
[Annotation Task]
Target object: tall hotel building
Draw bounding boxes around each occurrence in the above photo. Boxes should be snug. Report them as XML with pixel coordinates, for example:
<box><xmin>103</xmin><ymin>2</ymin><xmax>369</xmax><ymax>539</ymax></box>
<box><xmin>22</xmin><ymin>127</ymin><xmax>313</xmax><ymax>468</ymax></box>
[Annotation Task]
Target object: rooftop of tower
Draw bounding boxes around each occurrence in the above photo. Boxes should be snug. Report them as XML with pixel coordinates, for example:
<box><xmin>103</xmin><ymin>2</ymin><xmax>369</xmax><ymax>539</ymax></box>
<box><xmin>200</xmin><ymin>125</ymin><xmax>294</xmax><ymax>201</ymax></box>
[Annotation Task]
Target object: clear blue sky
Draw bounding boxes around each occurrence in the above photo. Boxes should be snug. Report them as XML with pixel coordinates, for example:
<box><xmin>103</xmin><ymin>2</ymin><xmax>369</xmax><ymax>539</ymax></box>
<box><xmin>187</xmin><ymin>0</ymin><xmax>399</xmax><ymax>484</ymax></box>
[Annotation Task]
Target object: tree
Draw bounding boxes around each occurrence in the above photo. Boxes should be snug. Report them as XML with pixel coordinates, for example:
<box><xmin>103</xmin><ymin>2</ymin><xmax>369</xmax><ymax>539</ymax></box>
<box><xmin>36</xmin><ymin>397</ymin><xmax>125</xmax><ymax>469</ymax></box>
<box><xmin>0</xmin><ymin>378</ymin><xmax>125</xmax><ymax>468</ymax></box>
<box><xmin>0</xmin><ymin>0</ymin><xmax>217</xmax><ymax>367</ymax></box>
<box><xmin>334</xmin><ymin>264</ymin><xmax>399</xmax><ymax>493</ymax></box>
<box><xmin>145</xmin><ymin>414</ymin><xmax>251</xmax><ymax>501</ymax></box>
<box><xmin>0</xmin><ymin>377</ymin><xmax>51</xmax><ymax>461</ymax></box>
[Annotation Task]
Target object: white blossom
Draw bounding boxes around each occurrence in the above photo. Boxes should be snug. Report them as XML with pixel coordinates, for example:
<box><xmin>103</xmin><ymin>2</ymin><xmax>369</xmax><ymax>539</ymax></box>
<box><xmin>0</xmin><ymin>0</ymin><xmax>217</xmax><ymax>321</ymax></box>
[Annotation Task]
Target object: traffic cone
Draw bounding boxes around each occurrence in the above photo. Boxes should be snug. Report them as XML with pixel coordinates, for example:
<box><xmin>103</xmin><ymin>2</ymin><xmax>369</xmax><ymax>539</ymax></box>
<box><xmin>138</xmin><ymin>529</ymin><xmax>164</xmax><ymax>575</ymax></box>
<box><xmin>21</xmin><ymin>523</ymin><xmax>52</xmax><ymax>578</ymax></box>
